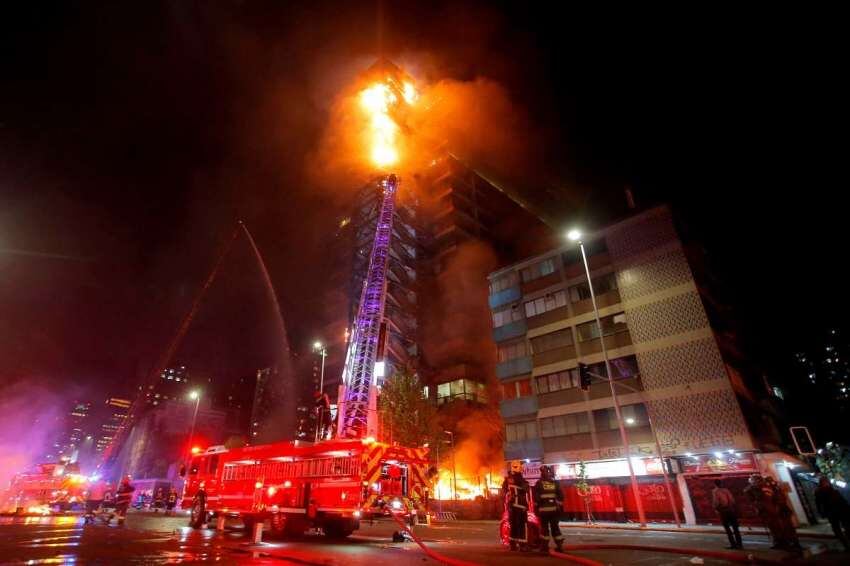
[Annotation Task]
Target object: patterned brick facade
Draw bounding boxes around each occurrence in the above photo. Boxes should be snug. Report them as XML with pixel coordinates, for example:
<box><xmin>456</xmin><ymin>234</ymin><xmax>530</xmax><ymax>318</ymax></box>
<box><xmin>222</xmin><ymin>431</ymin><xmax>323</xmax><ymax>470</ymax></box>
<box><xmin>607</xmin><ymin>207</ymin><xmax>754</xmax><ymax>454</ymax></box>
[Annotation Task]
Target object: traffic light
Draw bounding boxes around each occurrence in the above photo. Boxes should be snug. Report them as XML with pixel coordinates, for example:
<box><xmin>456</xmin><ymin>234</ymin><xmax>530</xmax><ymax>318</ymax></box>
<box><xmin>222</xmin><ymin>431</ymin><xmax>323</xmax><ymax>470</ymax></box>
<box><xmin>579</xmin><ymin>363</ymin><xmax>591</xmax><ymax>391</ymax></box>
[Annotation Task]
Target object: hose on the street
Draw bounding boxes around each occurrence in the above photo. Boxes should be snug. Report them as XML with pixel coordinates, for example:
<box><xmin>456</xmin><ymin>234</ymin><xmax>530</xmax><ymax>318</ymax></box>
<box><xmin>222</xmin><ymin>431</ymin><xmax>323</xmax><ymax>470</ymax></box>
<box><xmin>388</xmin><ymin>511</ymin><xmax>481</xmax><ymax>566</ymax></box>
<box><xmin>560</xmin><ymin>543</ymin><xmax>782</xmax><ymax>565</ymax></box>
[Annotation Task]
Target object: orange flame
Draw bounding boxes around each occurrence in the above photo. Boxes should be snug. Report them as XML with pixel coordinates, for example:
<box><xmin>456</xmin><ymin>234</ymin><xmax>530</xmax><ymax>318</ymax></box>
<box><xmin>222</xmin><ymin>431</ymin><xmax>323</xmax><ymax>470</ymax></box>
<box><xmin>359</xmin><ymin>79</ymin><xmax>417</xmax><ymax>169</ymax></box>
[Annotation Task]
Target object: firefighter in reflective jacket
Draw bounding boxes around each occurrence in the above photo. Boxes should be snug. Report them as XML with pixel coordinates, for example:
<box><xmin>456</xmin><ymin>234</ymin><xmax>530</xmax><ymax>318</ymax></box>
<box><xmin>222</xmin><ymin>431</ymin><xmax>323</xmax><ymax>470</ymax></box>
<box><xmin>502</xmin><ymin>460</ymin><xmax>531</xmax><ymax>551</ymax></box>
<box><xmin>533</xmin><ymin>465</ymin><xmax>564</xmax><ymax>553</ymax></box>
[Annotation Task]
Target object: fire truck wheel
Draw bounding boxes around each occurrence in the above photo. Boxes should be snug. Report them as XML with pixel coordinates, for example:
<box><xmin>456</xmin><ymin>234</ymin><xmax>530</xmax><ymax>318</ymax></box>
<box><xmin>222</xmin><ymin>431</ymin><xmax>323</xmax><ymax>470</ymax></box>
<box><xmin>189</xmin><ymin>495</ymin><xmax>206</xmax><ymax>529</ymax></box>
<box><xmin>323</xmin><ymin>519</ymin><xmax>355</xmax><ymax>539</ymax></box>
<box><xmin>241</xmin><ymin>516</ymin><xmax>255</xmax><ymax>532</ymax></box>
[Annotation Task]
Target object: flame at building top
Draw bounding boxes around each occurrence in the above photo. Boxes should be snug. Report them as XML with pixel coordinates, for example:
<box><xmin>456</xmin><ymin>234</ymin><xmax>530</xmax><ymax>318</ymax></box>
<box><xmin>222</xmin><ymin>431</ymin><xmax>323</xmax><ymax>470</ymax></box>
<box><xmin>358</xmin><ymin>59</ymin><xmax>418</xmax><ymax>169</ymax></box>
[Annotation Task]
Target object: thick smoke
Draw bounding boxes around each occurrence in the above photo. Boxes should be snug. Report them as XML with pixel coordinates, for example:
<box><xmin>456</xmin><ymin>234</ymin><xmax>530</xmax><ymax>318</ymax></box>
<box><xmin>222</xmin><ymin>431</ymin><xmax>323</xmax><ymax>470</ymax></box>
<box><xmin>306</xmin><ymin>60</ymin><xmax>542</xmax><ymax>195</ymax></box>
<box><xmin>0</xmin><ymin>381</ymin><xmax>67</xmax><ymax>490</ymax></box>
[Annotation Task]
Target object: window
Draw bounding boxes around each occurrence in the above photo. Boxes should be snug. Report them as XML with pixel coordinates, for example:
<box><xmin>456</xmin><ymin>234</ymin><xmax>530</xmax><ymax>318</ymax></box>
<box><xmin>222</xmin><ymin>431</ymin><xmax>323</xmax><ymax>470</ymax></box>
<box><xmin>577</xmin><ymin>313</ymin><xmax>628</xmax><ymax>341</ymax></box>
<box><xmin>530</xmin><ymin>328</ymin><xmax>574</xmax><ymax>354</ymax></box>
<box><xmin>569</xmin><ymin>272</ymin><xmax>618</xmax><ymax>302</ymax></box>
<box><xmin>535</xmin><ymin>369</ymin><xmax>579</xmax><ymax>394</ymax></box>
<box><xmin>490</xmin><ymin>272</ymin><xmax>519</xmax><ymax>294</ymax></box>
<box><xmin>501</xmin><ymin>378</ymin><xmax>532</xmax><ymax>400</ymax></box>
<box><xmin>562</xmin><ymin>239</ymin><xmax>608</xmax><ymax>267</ymax></box>
<box><xmin>579</xmin><ymin>355</ymin><xmax>639</xmax><ymax>383</ymax></box>
<box><xmin>538</xmin><ymin>412</ymin><xmax>590</xmax><ymax>438</ymax></box>
<box><xmin>492</xmin><ymin>303</ymin><xmax>524</xmax><ymax>327</ymax></box>
<box><xmin>520</xmin><ymin>258</ymin><xmax>556</xmax><ymax>283</ymax></box>
<box><xmin>498</xmin><ymin>340</ymin><xmax>528</xmax><ymax>363</ymax></box>
<box><xmin>595</xmin><ymin>403</ymin><xmax>648</xmax><ymax>431</ymax></box>
<box><xmin>437</xmin><ymin>379</ymin><xmax>488</xmax><ymax>405</ymax></box>
<box><xmin>524</xmin><ymin>290</ymin><xmax>567</xmax><ymax>318</ymax></box>
<box><xmin>506</xmin><ymin>421</ymin><xmax>538</xmax><ymax>442</ymax></box>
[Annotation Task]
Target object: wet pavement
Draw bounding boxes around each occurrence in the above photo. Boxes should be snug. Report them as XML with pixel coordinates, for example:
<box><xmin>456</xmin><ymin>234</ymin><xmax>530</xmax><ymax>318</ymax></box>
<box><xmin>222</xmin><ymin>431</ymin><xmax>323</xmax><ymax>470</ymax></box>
<box><xmin>1</xmin><ymin>511</ymin><xmax>849</xmax><ymax>565</ymax></box>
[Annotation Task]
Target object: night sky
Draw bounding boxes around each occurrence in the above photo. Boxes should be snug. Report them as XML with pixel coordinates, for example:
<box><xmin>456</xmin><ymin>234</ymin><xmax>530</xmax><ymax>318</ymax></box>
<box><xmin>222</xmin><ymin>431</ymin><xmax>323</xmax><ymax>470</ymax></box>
<box><xmin>1</xmin><ymin>3</ymin><xmax>845</xmax><ymax>420</ymax></box>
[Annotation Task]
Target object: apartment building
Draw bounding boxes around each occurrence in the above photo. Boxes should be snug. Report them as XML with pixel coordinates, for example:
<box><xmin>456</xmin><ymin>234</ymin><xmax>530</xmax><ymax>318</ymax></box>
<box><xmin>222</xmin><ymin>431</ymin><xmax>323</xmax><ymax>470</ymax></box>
<box><xmin>488</xmin><ymin>205</ymin><xmax>806</xmax><ymax>525</ymax></box>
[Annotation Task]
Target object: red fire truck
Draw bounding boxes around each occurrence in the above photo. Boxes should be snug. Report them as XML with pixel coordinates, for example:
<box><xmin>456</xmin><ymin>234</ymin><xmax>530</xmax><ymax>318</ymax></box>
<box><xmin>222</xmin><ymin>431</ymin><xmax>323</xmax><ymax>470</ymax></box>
<box><xmin>181</xmin><ymin>438</ymin><xmax>429</xmax><ymax>538</ymax></box>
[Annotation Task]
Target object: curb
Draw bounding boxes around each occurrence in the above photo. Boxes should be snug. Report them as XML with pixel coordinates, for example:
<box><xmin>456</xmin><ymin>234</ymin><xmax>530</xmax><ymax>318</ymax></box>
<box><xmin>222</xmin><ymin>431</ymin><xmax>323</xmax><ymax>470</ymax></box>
<box><xmin>559</xmin><ymin>522</ymin><xmax>837</xmax><ymax>540</ymax></box>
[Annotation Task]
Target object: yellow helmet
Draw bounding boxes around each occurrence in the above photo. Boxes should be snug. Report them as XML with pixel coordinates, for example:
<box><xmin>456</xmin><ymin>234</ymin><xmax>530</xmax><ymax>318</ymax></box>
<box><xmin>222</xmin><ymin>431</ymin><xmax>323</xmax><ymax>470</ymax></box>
<box><xmin>509</xmin><ymin>460</ymin><xmax>523</xmax><ymax>473</ymax></box>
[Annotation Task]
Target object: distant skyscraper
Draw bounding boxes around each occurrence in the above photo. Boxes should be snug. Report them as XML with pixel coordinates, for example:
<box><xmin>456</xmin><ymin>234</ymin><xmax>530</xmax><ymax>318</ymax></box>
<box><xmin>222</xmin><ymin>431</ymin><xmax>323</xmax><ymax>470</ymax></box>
<box><xmin>96</xmin><ymin>397</ymin><xmax>132</xmax><ymax>454</ymax></box>
<box><xmin>141</xmin><ymin>366</ymin><xmax>191</xmax><ymax>406</ymax></box>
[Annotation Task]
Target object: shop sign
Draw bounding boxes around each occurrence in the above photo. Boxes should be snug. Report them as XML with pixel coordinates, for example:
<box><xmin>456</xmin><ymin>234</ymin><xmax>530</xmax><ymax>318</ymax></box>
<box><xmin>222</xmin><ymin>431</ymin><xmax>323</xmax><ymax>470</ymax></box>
<box><xmin>680</xmin><ymin>452</ymin><xmax>755</xmax><ymax>474</ymax></box>
<box><xmin>554</xmin><ymin>457</ymin><xmax>665</xmax><ymax>479</ymax></box>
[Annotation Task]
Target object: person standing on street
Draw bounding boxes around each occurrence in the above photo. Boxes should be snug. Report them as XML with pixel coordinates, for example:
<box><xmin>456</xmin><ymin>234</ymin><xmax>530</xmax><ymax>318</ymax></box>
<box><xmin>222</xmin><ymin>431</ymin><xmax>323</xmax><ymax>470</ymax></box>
<box><xmin>114</xmin><ymin>476</ymin><xmax>136</xmax><ymax>526</ymax></box>
<box><xmin>502</xmin><ymin>460</ymin><xmax>531</xmax><ymax>551</ymax></box>
<box><xmin>533</xmin><ymin>465</ymin><xmax>564</xmax><ymax>554</ymax></box>
<box><xmin>84</xmin><ymin>480</ymin><xmax>107</xmax><ymax>525</ymax></box>
<box><xmin>815</xmin><ymin>476</ymin><xmax>850</xmax><ymax>551</ymax></box>
<box><xmin>711</xmin><ymin>479</ymin><xmax>743</xmax><ymax>549</ymax></box>
<box><xmin>166</xmin><ymin>488</ymin><xmax>178</xmax><ymax>516</ymax></box>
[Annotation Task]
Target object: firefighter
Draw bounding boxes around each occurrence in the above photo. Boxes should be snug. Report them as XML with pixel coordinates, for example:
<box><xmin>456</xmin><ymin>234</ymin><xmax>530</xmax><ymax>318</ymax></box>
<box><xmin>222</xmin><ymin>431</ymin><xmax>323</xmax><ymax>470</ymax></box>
<box><xmin>165</xmin><ymin>488</ymin><xmax>178</xmax><ymax>516</ymax></box>
<box><xmin>502</xmin><ymin>460</ymin><xmax>531</xmax><ymax>551</ymax></box>
<box><xmin>314</xmin><ymin>391</ymin><xmax>332</xmax><ymax>441</ymax></box>
<box><xmin>114</xmin><ymin>476</ymin><xmax>135</xmax><ymax>526</ymax></box>
<box><xmin>153</xmin><ymin>487</ymin><xmax>165</xmax><ymax>512</ymax></box>
<box><xmin>533</xmin><ymin>465</ymin><xmax>564</xmax><ymax>554</ymax></box>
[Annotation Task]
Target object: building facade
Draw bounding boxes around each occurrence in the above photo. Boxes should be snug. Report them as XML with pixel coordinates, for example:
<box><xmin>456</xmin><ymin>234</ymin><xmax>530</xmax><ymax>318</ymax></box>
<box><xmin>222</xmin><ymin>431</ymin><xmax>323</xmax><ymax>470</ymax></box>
<box><xmin>489</xmin><ymin>205</ymin><xmax>805</xmax><ymax>525</ymax></box>
<box><xmin>95</xmin><ymin>397</ymin><xmax>131</xmax><ymax>454</ymax></box>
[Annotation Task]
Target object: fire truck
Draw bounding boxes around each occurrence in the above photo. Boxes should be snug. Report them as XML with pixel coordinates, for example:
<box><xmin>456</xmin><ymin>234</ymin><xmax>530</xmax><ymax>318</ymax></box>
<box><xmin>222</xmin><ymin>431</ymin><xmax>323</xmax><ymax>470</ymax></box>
<box><xmin>181</xmin><ymin>438</ymin><xmax>429</xmax><ymax>537</ymax></box>
<box><xmin>1</xmin><ymin>462</ymin><xmax>89</xmax><ymax>514</ymax></box>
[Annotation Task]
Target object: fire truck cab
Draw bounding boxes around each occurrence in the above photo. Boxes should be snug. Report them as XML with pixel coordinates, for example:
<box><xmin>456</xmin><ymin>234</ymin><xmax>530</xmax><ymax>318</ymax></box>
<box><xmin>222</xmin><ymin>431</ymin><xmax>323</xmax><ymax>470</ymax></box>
<box><xmin>181</xmin><ymin>438</ymin><xmax>428</xmax><ymax>538</ymax></box>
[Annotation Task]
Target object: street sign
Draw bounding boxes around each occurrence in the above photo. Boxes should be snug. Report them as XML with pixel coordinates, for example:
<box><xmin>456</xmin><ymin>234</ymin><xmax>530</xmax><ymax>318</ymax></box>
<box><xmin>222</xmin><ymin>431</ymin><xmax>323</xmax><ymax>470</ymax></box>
<box><xmin>790</xmin><ymin>426</ymin><xmax>817</xmax><ymax>456</ymax></box>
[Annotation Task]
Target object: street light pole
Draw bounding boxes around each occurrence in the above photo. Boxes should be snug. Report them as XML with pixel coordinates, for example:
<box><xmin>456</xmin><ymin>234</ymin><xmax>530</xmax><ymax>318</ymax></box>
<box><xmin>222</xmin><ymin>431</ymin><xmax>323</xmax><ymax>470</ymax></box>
<box><xmin>313</xmin><ymin>341</ymin><xmax>328</xmax><ymax>442</ymax></box>
<box><xmin>445</xmin><ymin>430</ymin><xmax>457</xmax><ymax>504</ymax></box>
<box><xmin>185</xmin><ymin>390</ymin><xmax>201</xmax><ymax>464</ymax></box>
<box><xmin>586</xmin><ymin>369</ymin><xmax>682</xmax><ymax>527</ymax></box>
<box><xmin>571</xmin><ymin>230</ymin><xmax>647</xmax><ymax>527</ymax></box>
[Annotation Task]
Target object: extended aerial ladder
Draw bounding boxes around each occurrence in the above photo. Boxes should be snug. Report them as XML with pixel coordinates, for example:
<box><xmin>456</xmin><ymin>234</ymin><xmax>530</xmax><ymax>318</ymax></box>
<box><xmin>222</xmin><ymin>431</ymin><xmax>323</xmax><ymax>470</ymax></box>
<box><xmin>336</xmin><ymin>174</ymin><xmax>399</xmax><ymax>439</ymax></box>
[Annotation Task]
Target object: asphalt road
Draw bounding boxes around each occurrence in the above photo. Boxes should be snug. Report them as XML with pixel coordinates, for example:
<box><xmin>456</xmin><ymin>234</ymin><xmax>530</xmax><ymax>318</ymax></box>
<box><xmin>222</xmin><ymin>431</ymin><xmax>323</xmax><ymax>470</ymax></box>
<box><xmin>0</xmin><ymin>511</ymin><xmax>847</xmax><ymax>565</ymax></box>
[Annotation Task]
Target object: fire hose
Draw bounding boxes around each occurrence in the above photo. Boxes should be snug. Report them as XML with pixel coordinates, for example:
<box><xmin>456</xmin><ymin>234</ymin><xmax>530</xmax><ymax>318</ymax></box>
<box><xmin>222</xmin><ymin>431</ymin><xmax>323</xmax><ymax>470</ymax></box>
<box><xmin>388</xmin><ymin>511</ymin><xmax>604</xmax><ymax>566</ymax></box>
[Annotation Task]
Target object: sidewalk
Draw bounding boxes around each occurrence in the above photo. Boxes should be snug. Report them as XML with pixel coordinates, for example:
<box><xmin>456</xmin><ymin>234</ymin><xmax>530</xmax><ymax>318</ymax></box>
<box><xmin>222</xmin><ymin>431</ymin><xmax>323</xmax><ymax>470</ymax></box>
<box><xmin>559</xmin><ymin>519</ymin><xmax>837</xmax><ymax>539</ymax></box>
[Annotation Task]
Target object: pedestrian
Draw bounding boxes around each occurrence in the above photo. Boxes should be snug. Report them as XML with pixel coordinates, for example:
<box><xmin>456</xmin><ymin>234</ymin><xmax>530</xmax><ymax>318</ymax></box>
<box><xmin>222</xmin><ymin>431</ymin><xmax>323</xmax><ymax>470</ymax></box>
<box><xmin>532</xmin><ymin>465</ymin><xmax>564</xmax><ymax>554</ymax></box>
<box><xmin>711</xmin><ymin>479</ymin><xmax>743</xmax><ymax>549</ymax></box>
<box><xmin>501</xmin><ymin>460</ymin><xmax>531</xmax><ymax>551</ymax></box>
<box><xmin>84</xmin><ymin>480</ymin><xmax>107</xmax><ymax>525</ymax></box>
<box><xmin>815</xmin><ymin>476</ymin><xmax>850</xmax><ymax>551</ymax></box>
<box><xmin>114</xmin><ymin>476</ymin><xmax>136</xmax><ymax>526</ymax></box>
<box><xmin>166</xmin><ymin>488</ymin><xmax>178</xmax><ymax>516</ymax></box>
<box><xmin>764</xmin><ymin>476</ymin><xmax>801</xmax><ymax>552</ymax></box>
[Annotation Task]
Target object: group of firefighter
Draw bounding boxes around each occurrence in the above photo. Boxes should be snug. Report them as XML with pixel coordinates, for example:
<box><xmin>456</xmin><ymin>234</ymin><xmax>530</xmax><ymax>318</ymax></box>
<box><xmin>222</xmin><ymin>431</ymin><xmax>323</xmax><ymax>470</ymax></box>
<box><xmin>502</xmin><ymin>459</ymin><xmax>564</xmax><ymax>553</ymax></box>
<box><xmin>83</xmin><ymin>476</ymin><xmax>178</xmax><ymax>525</ymax></box>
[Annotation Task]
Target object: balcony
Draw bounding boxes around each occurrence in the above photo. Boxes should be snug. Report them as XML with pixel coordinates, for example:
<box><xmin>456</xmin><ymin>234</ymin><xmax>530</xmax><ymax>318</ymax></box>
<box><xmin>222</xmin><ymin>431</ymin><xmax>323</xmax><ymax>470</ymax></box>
<box><xmin>521</xmin><ymin>272</ymin><xmax>562</xmax><ymax>295</ymax></box>
<box><xmin>532</xmin><ymin>345</ymin><xmax>577</xmax><ymax>367</ymax></box>
<box><xmin>527</xmin><ymin>306</ymin><xmax>570</xmax><ymax>330</ymax></box>
<box><xmin>496</xmin><ymin>356</ymin><xmax>533</xmax><ymax>380</ymax></box>
<box><xmin>579</xmin><ymin>332</ymin><xmax>633</xmax><ymax>355</ymax></box>
<box><xmin>504</xmin><ymin>438</ymin><xmax>544</xmax><ymax>461</ymax></box>
<box><xmin>500</xmin><ymin>396</ymin><xmax>538</xmax><ymax>419</ymax></box>
<box><xmin>493</xmin><ymin>319</ymin><xmax>527</xmax><ymax>343</ymax></box>
<box><xmin>571</xmin><ymin>289</ymin><xmax>622</xmax><ymax>316</ymax></box>
<box><xmin>489</xmin><ymin>285</ymin><xmax>521</xmax><ymax>309</ymax></box>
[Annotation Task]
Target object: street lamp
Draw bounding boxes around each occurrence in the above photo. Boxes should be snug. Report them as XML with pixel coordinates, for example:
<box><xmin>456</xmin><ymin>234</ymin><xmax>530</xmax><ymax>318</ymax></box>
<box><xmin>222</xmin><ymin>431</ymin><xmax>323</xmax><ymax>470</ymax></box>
<box><xmin>312</xmin><ymin>341</ymin><xmax>328</xmax><ymax>442</ymax></box>
<box><xmin>568</xmin><ymin>228</ymin><xmax>647</xmax><ymax>527</ymax></box>
<box><xmin>186</xmin><ymin>390</ymin><xmax>201</xmax><ymax>464</ymax></box>
<box><xmin>444</xmin><ymin>430</ymin><xmax>457</xmax><ymax>504</ymax></box>
<box><xmin>312</xmin><ymin>341</ymin><xmax>328</xmax><ymax>394</ymax></box>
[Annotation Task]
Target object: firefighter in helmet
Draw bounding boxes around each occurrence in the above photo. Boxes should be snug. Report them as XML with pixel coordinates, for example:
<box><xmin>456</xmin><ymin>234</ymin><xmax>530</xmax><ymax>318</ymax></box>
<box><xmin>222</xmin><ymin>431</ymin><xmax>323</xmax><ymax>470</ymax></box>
<box><xmin>501</xmin><ymin>460</ymin><xmax>531</xmax><ymax>551</ymax></box>
<box><xmin>533</xmin><ymin>465</ymin><xmax>564</xmax><ymax>553</ymax></box>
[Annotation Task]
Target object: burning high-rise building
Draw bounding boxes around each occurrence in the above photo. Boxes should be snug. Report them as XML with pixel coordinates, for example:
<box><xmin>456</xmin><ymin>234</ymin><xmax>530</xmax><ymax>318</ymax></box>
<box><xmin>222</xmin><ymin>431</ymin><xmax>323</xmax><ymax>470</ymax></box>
<box><xmin>317</xmin><ymin>59</ymin><xmax>556</xmax><ymax>427</ymax></box>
